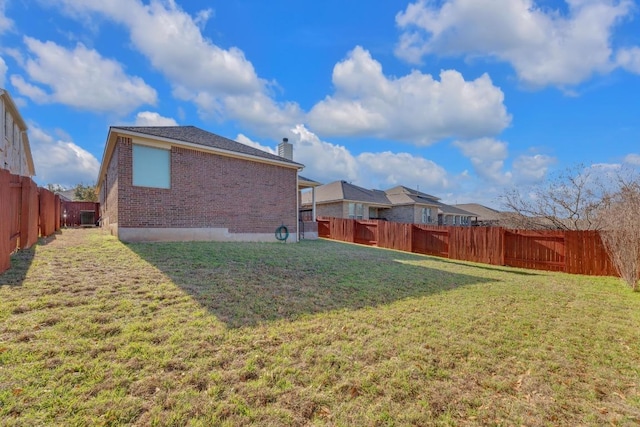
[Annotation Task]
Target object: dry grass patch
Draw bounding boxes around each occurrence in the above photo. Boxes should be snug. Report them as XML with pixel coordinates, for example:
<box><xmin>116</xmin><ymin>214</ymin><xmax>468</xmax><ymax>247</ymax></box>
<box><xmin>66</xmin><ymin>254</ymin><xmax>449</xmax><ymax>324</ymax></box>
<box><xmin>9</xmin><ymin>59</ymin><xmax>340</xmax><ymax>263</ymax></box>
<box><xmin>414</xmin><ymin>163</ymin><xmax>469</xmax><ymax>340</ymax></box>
<box><xmin>0</xmin><ymin>228</ymin><xmax>639</xmax><ymax>426</ymax></box>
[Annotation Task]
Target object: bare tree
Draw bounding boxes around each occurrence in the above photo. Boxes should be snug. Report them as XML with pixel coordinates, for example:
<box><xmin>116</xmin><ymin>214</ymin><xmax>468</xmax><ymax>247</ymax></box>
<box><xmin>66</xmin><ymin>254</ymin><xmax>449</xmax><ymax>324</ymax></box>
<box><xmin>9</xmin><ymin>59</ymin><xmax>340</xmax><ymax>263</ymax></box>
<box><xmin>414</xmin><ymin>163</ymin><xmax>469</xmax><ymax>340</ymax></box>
<box><xmin>500</xmin><ymin>165</ymin><xmax>610</xmax><ymax>230</ymax></box>
<box><xmin>598</xmin><ymin>179</ymin><xmax>640</xmax><ymax>291</ymax></box>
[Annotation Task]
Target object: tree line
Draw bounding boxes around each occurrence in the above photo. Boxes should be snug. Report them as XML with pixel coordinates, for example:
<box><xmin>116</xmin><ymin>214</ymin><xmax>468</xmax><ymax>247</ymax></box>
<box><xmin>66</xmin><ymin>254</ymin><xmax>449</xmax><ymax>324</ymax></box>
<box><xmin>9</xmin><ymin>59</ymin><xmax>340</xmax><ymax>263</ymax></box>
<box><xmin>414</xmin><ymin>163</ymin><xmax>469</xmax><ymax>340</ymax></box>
<box><xmin>46</xmin><ymin>183</ymin><xmax>97</xmax><ymax>202</ymax></box>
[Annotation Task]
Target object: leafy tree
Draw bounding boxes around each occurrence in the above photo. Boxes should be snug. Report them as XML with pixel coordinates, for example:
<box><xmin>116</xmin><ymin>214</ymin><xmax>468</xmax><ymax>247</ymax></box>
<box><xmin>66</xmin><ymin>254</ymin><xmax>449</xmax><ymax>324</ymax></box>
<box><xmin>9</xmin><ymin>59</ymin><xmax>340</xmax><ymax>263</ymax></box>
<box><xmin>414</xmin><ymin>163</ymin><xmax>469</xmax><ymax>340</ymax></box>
<box><xmin>73</xmin><ymin>184</ymin><xmax>98</xmax><ymax>202</ymax></box>
<box><xmin>46</xmin><ymin>183</ymin><xmax>66</xmax><ymax>193</ymax></box>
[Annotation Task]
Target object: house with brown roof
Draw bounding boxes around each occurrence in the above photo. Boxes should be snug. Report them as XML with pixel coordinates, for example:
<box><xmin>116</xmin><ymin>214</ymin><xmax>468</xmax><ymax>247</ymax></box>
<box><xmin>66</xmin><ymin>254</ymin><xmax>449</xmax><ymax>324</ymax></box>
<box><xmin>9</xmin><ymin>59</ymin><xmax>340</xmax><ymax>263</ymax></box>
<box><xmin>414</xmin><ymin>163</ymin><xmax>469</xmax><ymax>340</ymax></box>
<box><xmin>383</xmin><ymin>186</ymin><xmax>442</xmax><ymax>225</ymax></box>
<box><xmin>1</xmin><ymin>89</ymin><xmax>35</xmax><ymax>178</ymax></box>
<box><xmin>301</xmin><ymin>181</ymin><xmax>474</xmax><ymax>225</ymax></box>
<box><xmin>97</xmin><ymin>126</ymin><xmax>304</xmax><ymax>242</ymax></box>
<box><xmin>453</xmin><ymin>203</ymin><xmax>504</xmax><ymax>226</ymax></box>
<box><xmin>301</xmin><ymin>180</ymin><xmax>392</xmax><ymax>220</ymax></box>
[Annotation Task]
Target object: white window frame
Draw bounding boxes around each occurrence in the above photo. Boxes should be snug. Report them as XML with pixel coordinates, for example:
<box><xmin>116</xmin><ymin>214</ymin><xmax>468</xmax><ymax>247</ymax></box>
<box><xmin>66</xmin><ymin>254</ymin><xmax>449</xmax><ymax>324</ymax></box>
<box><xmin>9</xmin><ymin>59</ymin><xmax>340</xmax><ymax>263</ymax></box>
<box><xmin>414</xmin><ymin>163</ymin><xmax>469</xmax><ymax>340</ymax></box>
<box><xmin>356</xmin><ymin>203</ymin><xmax>364</xmax><ymax>219</ymax></box>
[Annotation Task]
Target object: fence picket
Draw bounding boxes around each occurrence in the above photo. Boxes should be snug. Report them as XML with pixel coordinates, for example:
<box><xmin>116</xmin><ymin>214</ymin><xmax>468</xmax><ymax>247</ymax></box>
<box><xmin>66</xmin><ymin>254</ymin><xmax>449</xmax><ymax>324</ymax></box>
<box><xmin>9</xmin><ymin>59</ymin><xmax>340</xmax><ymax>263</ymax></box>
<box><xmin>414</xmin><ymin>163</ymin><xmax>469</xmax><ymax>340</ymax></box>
<box><xmin>317</xmin><ymin>216</ymin><xmax>618</xmax><ymax>277</ymax></box>
<box><xmin>1</xmin><ymin>172</ymin><xmax>64</xmax><ymax>274</ymax></box>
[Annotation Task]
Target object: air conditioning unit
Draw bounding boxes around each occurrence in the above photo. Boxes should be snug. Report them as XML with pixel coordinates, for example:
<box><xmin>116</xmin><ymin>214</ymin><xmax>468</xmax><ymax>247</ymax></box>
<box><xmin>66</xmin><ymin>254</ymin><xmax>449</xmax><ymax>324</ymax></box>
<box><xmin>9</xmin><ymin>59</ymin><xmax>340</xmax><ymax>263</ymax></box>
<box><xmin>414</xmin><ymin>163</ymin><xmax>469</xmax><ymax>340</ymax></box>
<box><xmin>80</xmin><ymin>210</ymin><xmax>96</xmax><ymax>227</ymax></box>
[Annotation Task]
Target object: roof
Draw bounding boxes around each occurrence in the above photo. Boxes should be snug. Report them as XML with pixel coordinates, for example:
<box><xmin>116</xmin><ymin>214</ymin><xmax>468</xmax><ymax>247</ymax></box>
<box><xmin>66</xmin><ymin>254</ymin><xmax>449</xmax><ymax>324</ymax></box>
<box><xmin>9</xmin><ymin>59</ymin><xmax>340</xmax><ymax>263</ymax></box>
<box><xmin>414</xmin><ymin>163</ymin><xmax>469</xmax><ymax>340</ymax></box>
<box><xmin>302</xmin><ymin>180</ymin><xmax>477</xmax><ymax>217</ymax></box>
<box><xmin>98</xmin><ymin>126</ymin><xmax>303</xmax><ymax>190</ymax></box>
<box><xmin>303</xmin><ymin>180</ymin><xmax>391</xmax><ymax>206</ymax></box>
<box><xmin>56</xmin><ymin>189</ymin><xmax>76</xmax><ymax>202</ymax></box>
<box><xmin>385</xmin><ymin>185</ymin><xmax>440</xmax><ymax>201</ymax></box>
<box><xmin>434</xmin><ymin>202</ymin><xmax>475</xmax><ymax>216</ymax></box>
<box><xmin>453</xmin><ymin>203</ymin><xmax>503</xmax><ymax>221</ymax></box>
<box><xmin>0</xmin><ymin>88</ymin><xmax>35</xmax><ymax>177</ymax></box>
<box><xmin>298</xmin><ymin>175</ymin><xmax>322</xmax><ymax>189</ymax></box>
<box><xmin>111</xmin><ymin>126</ymin><xmax>302</xmax><ymax>167</ymax></box>
<box><xmin>384</xmin><ymin>186</ymin><xmax>440</xmax><ymax>206</ymax></box>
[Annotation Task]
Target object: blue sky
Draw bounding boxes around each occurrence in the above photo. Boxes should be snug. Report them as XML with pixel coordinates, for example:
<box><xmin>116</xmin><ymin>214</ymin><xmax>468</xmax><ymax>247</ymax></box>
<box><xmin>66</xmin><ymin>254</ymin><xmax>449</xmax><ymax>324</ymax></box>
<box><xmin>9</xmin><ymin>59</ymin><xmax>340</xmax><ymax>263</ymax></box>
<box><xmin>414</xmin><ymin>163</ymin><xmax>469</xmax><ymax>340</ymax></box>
<box><xmin>1</xmin><ymin>0</ymin><xmax>639</xmax><ymax>206</ymax></box>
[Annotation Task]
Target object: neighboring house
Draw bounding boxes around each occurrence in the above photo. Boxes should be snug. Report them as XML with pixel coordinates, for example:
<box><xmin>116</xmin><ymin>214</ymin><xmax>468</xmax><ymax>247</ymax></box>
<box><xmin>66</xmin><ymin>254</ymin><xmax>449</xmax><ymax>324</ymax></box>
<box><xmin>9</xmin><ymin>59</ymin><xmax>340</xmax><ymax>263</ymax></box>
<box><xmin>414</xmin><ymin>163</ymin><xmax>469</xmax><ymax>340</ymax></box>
<box><xmin>96</xmin><ymin>126</ymin><xmax>304</xmax><ymax>242</ymax></box>
<box><xmin>382</xmin><ymin>186</ymin><xmax>442</xmax><ymax>225</ymax></box>
<box><xmin>301</xmin><ymin>180</ymin><xmax>392</xmax><ymax>220</ymax></box>
<box><xmin>453</xmin><ymin>203</ymin><xmax>504</xmax><ymax>226</ymax></box>
<box><xmin>0</xmin><ymin>89</ymin><xmax>35</xmax><ymax>177</ymax></box>
<box><xmin>298</xmin><ymin>175</ymin><xmax>322</xmax><ymax>222</ymax></box>
<box><xmin>435</xmin><ymin>203</ymin><xmax>474</xmax><ymax>226</ymax></box>
<box><xmin>301</xmin><ymin>181</ymin><xmax>474</xmax><ymax>225</ymax></box>
<box><xmin>56</xmin><ymin>189</ymin><xmax>77</xmax><ymax>202</ymax></box>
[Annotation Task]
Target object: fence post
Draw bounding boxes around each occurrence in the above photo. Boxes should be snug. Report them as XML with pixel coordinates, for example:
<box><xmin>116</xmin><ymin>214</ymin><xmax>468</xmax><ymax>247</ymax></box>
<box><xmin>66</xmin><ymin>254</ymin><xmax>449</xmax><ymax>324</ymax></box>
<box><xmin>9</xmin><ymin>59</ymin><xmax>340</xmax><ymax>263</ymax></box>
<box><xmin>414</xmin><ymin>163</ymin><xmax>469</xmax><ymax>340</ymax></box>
<box><xmin>0</xmin><ymin>169</ymin><xmax>11</xmax><ymax>273</ymax></box>
<box><xmin>409</xmin><ymin>224</ymin><xmax>414</xmax><ymax>253</ymax></box>
<box><xmin>500</xmin><ymin>227</ymin><xmax>506</xmax><ymax>266</ymax></box>
<box><xmin>19</xmin><ymin>176</ymin><xmax>31</xmax><ymax>249</ymax></box>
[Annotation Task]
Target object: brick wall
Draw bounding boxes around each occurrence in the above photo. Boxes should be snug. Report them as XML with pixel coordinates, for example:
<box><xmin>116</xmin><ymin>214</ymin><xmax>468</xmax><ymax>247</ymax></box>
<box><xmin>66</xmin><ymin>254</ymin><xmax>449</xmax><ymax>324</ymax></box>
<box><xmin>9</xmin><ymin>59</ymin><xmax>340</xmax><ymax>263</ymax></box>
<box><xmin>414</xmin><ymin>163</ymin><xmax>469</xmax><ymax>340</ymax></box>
<box><xmin>316</xmin><ymin>202</ymin><xmax>346</xmax><ymax>218</ymax></box>
<box><xmin>100</xmin><ymin>141</ymin><xmax>120</xmax><ymax>230</ymax></box>
<box><xmin>379</xmin><ymin>204</ymin><xmax>414</xmax><ymax>223</ymax></box>
<box><xmin>116</xmin><ymin>140</ymin><xmax>297</xmax><ymax>234</ymax></box>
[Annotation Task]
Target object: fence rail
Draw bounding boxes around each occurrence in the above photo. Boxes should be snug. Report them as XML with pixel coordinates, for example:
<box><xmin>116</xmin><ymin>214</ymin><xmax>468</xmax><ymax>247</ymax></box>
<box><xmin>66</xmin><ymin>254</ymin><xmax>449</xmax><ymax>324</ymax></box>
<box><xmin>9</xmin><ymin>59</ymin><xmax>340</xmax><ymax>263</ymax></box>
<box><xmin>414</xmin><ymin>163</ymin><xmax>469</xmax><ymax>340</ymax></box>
<box><xmin>1</xmin><ymin>169</ymin><xmax>61</xmax><ymax>274</ymax></box>
<box><xmin>317</xmin><ymin>217</ymin><xmax>617</xmax><ymax>277</ymax></box>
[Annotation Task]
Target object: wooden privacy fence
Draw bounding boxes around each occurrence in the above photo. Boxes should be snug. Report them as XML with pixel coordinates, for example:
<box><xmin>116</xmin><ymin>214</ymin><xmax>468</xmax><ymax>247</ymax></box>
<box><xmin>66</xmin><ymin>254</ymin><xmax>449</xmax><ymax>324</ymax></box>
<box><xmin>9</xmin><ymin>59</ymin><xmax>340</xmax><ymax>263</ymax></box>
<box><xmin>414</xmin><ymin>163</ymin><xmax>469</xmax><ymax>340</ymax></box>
<box><xmin>61</xmin><ymin>201</ymin><xmax>100</xmax><ymax>227</ymax></box>
<box><xmin>317</xmin><ymin>217</ymin><xmax>617</xmax><ymax>277</ymax></box>
<box><xmin>0</xmin><ymin>169</ymin><xmax>61</xmax><ymax>274</ymax></box>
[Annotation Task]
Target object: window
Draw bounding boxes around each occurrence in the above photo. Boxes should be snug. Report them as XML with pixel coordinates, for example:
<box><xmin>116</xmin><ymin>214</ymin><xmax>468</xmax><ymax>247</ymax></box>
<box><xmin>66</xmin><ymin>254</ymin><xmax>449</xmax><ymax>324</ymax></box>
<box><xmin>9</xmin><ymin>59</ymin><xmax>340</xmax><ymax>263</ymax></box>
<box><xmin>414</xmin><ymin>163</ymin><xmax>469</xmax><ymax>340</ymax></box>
<box><xmin>132</xmin><ymin>144</ymin><xmax>170</xmax><ymax>188</ymax></box>
<box><xmin>453</xmin><ymin>216</ymin><xmax>459</xmax><ymax>225</ymax></box>
<box><xmin>421</xmin><ymin>207</ymin><xmax>432</xmax><ymax>223</ymax></box>
<box><xmin>348</xmin><ymin>202</ymin><xmax>364</xmax><ymax>219</ymax></box>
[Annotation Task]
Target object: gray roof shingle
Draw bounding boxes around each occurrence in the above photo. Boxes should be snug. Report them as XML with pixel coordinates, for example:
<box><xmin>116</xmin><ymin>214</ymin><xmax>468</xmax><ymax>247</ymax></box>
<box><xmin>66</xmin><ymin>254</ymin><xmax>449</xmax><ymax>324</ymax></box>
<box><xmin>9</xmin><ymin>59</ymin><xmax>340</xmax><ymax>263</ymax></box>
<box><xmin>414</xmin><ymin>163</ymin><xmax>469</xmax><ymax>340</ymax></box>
<box><xmin>111</xmin><ymin>126</ymin><xmax>302</xmax><ymax>167</ymax></box>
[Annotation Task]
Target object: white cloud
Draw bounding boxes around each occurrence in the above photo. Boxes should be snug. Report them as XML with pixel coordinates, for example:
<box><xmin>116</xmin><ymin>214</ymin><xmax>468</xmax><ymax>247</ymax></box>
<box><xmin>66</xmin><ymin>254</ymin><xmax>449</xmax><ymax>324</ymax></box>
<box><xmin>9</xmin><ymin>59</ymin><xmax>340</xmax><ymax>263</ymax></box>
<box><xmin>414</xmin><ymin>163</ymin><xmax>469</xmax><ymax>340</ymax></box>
<box><xmin>616</xmin><ymin>47</ymin><xmax>640</xmax><ymax>74</ymax></box>
<box><xmin>453</xmin><ymin>138</ymin><xmax>512</xmax><ymax>184</ymax></box>
<box><xmin>14</xmin><ymin>37</ymin><xmax>156</xmax><ymax>113</ymax></box>
<box><xmin>233</xmin><ymin>126</ymin><xmax>454</xmax><ymax>193</ymax></box>
<box><xmin>223</xmin><ymin>93</ymin><xmax>304</xmax><ymax>139</ymax></box>
<box><xmin>357</xmin><ymin>151</ymin><xmax>452</xmax><ymax>191</ymax></box>
<box><xmin>308</xmin><ymin>46</ymin><xmax>510</xmax><ymax>144</ymax></box>
<box><xmin>134</xmin><ymin>111</ymin><xmax>178</xmax><ymax>126</ymax></box>
<box><xmin>29</xmin><ymin>124</ymin><xmax>100</xmax><ymax>187</ymax></box>
<box><xmin>235</xmin><ymin>134</ymin><xmax>276</xmax><ymax>155</ymax></box>
<box><xmin>396</xmin><ymin>0</ymin><xmax>633</xmax><ymax>87</ymax></box>
<box><xmin>10</xmin><ymin>75</ymin><xmax>48</xmax><ymax>101</ymax></box>
<box><xmin>512</xmin><ymin>154</ymin><xmax>556</xmax><ymax>184</ymax></box>
<box><xmin>290</xmin><ymin>124</ymin><xmax>359</xmax><ymax>183</ymax></box>
<box><xmin>0</xmin><ymin>56</ymin><xmax>6</xmax><ymax>87</ymax></box>
<box><xmin>624</xmin><ymin>153</ymin><xmax>640</xmax><ymax>166</ymax></box>
<box><xmin>51</xmin><ymin>0</ymin><xmax>295</xmax><ymax>133</ymax></box>
<box><xmin>0</xmin><ymin>0</ymin><xmax>12</xmax><ymax>34</ymax></box>
<box><xmin>51</xmin><ymin>2</ymin><xmax>508</xmax><ymax>143</ymax></box>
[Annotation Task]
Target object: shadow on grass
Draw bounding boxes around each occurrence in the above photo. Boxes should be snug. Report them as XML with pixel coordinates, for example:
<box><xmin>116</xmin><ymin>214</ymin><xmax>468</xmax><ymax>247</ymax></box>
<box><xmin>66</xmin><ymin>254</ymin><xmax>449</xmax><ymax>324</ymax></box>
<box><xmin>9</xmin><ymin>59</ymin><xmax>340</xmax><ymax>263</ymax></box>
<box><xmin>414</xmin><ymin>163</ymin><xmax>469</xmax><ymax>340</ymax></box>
<box><xmin>427</xmin><ymin>257</ymin><xmax>541</xmax><ymax>276</ymax></box>
<box><xmin>0</xmin><ymin>247</ymin><xmax>35</xmax><ymax>286</ymax></box>
<box><xmin>128</xmin><ymin>239</ymin><xmax>496</xmax><ymax>329</ymax></box>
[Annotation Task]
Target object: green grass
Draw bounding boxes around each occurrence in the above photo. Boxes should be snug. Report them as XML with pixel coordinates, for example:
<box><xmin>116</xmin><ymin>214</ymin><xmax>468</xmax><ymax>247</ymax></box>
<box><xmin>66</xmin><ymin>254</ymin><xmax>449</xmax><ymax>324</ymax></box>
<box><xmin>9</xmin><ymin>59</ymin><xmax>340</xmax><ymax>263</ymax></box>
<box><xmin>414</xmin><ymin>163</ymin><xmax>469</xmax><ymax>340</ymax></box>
<box><xmin>1</xmin><ymin>228</ymin><xmax>639</xmax><ymax>426</ymax></box>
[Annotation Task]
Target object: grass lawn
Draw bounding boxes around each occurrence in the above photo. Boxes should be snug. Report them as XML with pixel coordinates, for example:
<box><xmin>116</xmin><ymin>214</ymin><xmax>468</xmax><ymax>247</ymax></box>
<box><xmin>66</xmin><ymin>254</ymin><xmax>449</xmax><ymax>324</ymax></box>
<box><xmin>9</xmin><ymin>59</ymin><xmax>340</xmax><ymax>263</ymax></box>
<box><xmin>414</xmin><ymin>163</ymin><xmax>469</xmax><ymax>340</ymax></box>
<box><xmin>1</xmin><ymin>228</ymin><xmax>639</xmax><ymax>426</ymax></box>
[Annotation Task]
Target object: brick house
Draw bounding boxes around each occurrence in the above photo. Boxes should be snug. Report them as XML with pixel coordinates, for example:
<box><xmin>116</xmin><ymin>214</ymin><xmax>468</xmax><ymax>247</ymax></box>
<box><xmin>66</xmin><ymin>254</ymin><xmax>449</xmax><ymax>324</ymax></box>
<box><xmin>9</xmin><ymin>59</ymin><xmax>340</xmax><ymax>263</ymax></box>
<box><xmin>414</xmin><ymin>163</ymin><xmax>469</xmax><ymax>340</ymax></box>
<box><xmin>384</xmin><ymin>186</ymin><xmax>474</xmax><ymax>226</ymax></box>
<box><xmin>96</xmin><ymin>126</ymin><xmax>303</xmax><ymax>242</ymax></box>
<box><xmin>0</xmin><ymin>89</ymin><xmax>35</xmax><ymax>177</ymax></box>
<box><xmin>301</xmin><ymin>181</ymin><xmax>474</xmax><ymax>225</ymax></box>
<box><xmin>300</xmin><ymin>180</ymin><xmax>392</xmax><ymax>220</ymax></box>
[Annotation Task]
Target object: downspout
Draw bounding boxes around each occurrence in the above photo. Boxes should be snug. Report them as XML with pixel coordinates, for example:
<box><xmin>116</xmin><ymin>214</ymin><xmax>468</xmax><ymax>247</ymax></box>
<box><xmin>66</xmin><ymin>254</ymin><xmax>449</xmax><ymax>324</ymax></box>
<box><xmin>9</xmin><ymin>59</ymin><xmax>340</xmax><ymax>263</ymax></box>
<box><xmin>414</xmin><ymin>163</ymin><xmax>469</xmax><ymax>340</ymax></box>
<box><xmin>312</xmin><ymin>186</ymin><xmax>316</xmax><ymax>222</ymax></box>
<box><xmin>296</xmin><ymin>172</ymin><xmax>300</xmax><ymax>242</ymax></box>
